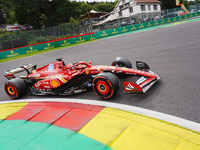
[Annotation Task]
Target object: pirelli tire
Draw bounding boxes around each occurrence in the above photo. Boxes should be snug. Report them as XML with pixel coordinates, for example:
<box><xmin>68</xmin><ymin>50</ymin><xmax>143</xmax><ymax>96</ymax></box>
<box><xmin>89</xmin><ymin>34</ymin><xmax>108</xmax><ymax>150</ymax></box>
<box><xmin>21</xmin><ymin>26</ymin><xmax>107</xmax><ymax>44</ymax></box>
<box><xmin>93</xmin><ymin>72</ymin><xmax>119</xmax><ymax>99</ymax></box>
<box><xmin>4</xmin><ymin>78</ymin><xmax>27</xmax><ymax>99</ymax></box>
<box><xmin>111</xmin><ymin>57</ymin><xmax>132</xmax><ymax>69</ymax></box>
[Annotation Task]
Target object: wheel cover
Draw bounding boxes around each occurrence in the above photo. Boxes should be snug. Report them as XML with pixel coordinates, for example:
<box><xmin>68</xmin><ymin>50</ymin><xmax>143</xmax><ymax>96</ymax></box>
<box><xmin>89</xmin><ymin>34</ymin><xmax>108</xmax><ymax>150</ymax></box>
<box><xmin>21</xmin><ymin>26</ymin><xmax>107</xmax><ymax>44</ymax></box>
<box><xmin>96</xmin><ymin>81</ymin><xmax>109</xmax><ymax>95</ymax></box>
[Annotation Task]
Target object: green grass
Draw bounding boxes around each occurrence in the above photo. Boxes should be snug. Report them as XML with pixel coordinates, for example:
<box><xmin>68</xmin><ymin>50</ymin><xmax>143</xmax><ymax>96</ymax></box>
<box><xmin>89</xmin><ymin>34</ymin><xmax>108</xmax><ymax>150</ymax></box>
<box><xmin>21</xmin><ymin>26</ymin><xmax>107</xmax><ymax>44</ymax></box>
<box><xmin>0</xmin><ymin>40</ymin><xmax>96</xmax><ymax>63</ymax></box>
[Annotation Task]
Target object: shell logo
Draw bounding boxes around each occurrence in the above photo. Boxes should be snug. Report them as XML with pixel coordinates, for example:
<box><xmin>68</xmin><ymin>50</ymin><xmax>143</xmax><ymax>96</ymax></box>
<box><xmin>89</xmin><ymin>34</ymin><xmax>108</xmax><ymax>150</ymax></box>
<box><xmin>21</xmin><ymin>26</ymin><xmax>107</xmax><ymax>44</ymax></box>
<box><xmin>51</xmin><ymin>79</ymin><xmax>60</xmax><ymax>88</ymax></box>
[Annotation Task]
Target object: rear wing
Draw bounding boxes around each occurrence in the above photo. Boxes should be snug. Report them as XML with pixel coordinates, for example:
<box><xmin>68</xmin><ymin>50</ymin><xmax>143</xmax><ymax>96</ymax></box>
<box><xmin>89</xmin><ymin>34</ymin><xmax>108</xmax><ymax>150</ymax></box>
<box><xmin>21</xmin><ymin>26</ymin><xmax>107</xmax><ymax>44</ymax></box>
<box><xmin>4</xmin><ymin>64</ymin><xmax>36</xmax><ymax>80</ymax></box>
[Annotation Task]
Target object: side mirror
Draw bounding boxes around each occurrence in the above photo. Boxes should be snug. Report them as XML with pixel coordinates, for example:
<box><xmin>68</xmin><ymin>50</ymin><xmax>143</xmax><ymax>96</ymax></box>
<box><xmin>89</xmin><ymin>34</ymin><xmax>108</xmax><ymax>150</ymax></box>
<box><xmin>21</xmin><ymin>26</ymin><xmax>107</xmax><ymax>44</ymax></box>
<box><xmin>136</xmin><ymin>61</ymin><xmax>150</xmax><ymax>71</ymax></box>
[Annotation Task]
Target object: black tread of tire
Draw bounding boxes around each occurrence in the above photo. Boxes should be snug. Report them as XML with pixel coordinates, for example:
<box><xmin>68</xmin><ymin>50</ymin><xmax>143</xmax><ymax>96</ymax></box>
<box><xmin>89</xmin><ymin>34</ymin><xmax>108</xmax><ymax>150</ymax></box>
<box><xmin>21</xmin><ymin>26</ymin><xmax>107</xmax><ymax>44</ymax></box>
<box><xmin>5</xmin><ymin>78</ymin><xmax>27</xmax><ymax>99</ymax></box>
<box><xmin>98</xmin><ymin>72</ymin><xmax>119</xmax><ymax>93</ymax></box>
<box><xmin>93</xmin><ymin>72</ymin><xmax>119</xmax><ymax>99</ymax></box>
<box><xmin>112</xmin><ymin>57</ymin><xmax>132</xmax><ymax>68</ymax></box>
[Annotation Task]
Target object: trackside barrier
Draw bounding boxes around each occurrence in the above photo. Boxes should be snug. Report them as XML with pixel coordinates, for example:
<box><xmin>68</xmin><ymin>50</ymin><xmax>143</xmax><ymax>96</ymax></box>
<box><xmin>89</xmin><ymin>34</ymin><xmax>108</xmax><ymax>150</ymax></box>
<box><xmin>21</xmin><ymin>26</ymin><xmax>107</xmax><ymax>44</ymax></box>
<box><xmin>0</xmin><ymin>12</ymin><xmax>200</xmax><ymax>59</ymax></box>
<box><xmin>0</xmin><ymin>33</ymin><xmax>96</xmax><ymax>59</ymax></box>
<box><xmin>94</xmin><ymin>12</ymin><xmax>200</xmax><ymax>39</ymax></box>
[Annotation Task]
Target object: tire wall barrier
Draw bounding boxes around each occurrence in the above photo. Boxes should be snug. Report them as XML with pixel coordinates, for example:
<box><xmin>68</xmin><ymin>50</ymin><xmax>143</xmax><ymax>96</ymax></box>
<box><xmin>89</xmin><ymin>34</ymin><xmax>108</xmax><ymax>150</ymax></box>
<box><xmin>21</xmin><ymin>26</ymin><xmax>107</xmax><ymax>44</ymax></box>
<box><xmin>0</xmin><ymin>12</ymin><xmax>200</xmax><ymax>59</ymax></box>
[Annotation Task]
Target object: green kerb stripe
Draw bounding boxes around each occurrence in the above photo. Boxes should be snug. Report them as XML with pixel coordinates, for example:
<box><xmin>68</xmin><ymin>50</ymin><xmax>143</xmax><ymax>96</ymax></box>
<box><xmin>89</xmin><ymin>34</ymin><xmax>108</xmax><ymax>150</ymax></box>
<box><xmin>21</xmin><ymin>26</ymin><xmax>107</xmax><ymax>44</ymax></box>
<box><xmin>0</xmin><ymin>120</ymin><xmax>112</xmax><ymax>150</ymax></box>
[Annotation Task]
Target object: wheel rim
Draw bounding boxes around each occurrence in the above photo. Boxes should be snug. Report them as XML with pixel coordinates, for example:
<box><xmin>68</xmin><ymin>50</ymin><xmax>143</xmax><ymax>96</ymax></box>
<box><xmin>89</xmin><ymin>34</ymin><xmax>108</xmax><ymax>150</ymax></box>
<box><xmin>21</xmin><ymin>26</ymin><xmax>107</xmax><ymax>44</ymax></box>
<box><xmin>7</xmin><ymin>85</ymin><xmax>16</xmax><ymax>96</ymax></box>
<box><xmin>96</xmin><ymin>80</ymin><xmax>109</xmax><ymax>95</ymax></box>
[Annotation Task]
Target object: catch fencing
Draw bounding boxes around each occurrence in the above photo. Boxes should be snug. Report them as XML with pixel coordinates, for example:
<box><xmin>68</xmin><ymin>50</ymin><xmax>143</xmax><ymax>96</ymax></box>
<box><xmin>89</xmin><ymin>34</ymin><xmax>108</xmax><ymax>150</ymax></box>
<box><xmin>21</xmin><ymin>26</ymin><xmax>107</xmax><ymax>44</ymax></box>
<box><xmin>0</xmin><ymin>23</ymin><xmax>80</xmax><ymax>51</ymax></box>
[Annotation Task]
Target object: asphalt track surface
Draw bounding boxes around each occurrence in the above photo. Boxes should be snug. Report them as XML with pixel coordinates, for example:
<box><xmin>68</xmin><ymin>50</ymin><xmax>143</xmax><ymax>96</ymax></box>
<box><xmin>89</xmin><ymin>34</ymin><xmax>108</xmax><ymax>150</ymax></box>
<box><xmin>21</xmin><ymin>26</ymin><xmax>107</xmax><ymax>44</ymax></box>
<box><xmin>1</xmin><ymin>17</ymin><xmax>200</xmax><ymax>124</ymax></box>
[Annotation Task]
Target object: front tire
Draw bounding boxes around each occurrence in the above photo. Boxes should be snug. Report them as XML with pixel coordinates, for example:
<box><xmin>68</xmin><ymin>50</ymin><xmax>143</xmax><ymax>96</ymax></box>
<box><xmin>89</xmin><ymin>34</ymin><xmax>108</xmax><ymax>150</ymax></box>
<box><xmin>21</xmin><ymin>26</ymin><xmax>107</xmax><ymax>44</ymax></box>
<box><xmin>4</xmin><ymin>78</ymin><xmax>27</xmax><ymax>99</ymax></box>
<box><xmin>111</xmin><ymin>57</ymin><xmax>132</xmax><ymax>77</ymax></box>
<box><xmin>93</xmin><ymin>72</ymin><xmax>119</xmax><ymax>99</ymax></box>
<box><xmin>111</xmin><ymin>57</ymin><xmax>132</xmax><ymax>68</ymax></box>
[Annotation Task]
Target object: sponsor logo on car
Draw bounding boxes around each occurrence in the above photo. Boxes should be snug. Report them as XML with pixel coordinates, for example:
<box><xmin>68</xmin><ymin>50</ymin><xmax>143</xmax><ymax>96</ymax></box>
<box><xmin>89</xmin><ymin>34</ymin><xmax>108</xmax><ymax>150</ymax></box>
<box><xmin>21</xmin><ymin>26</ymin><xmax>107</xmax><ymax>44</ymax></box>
<box><xmin>125</xmin><ymin>83</ymin><xmax>139</xmax><ymax>91</ymax></box>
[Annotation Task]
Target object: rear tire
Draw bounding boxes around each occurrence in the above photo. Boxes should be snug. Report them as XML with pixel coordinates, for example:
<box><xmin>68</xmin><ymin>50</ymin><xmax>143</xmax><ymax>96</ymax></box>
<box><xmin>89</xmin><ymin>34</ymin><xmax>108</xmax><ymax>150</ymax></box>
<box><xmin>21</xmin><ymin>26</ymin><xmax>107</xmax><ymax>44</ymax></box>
<box><xmin>4</xmin><ymin>78</ymin><xmax>27</xmax><ymax>99</ymax></box>
<box><xmin>93</xmin><ymin>72</ymin><xmax>119</xmax><ymax>99</ymax></box>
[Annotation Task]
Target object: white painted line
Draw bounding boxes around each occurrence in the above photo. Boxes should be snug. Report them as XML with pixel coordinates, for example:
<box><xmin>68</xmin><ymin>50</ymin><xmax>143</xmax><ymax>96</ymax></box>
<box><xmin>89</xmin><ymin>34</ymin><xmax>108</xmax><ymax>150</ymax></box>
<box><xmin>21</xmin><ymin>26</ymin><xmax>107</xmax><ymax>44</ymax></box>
<box><xmin>1</xmin><ymin>98</ymin><xmax>200</xmax><ymax>133</ymax></box>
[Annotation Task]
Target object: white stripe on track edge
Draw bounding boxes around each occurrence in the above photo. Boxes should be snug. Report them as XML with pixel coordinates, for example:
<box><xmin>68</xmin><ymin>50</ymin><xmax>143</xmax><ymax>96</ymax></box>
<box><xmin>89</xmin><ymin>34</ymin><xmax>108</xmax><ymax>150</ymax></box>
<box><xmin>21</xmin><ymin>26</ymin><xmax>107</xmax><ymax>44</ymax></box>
<box><xmin>1</xmin><ymin>98</ymin><xmax>200</xmax><ymax>133</ymax></box>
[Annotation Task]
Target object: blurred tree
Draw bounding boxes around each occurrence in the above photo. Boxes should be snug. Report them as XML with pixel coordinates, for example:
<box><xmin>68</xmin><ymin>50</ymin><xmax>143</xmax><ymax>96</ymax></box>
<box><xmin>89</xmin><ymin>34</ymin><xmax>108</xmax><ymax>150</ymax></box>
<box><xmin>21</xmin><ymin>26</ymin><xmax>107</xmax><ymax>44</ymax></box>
<box><xmin>70</xmin><ymin>1</ymin><xmax>81</xmax><ymax>19</ymax></box>
<box><xmin>5</xmin><ymin>0</ymin><xmax>197</xmax><ymax>29</ymax></box>
<box><xmin>41</xmin><ymin>0</ymin><xmax>78</xmax><ymax>27</ymax></box>
<box><xmin>69</xmin><ymin>17</ymin><xmax>78</xmax><ymax>23</ymax></box>
<box><xmin>0</xmin><ymin>6</ymin><xmax>6</xmax><ymax>24</ymax></box>
<box><xmin>114</xmin><ymin>0</ymin><xmax>119</xmax><ymax>6</ymax></box>
<box><xmin>13</xmin><ymin>0</ymin><xmax>75</xmax><ymax>29</ymax></box>
<box><xmin>159</xmin><ymin>0</ymin><xmax>176</xmax><ymax>9</ymax></box>
<box><xmin>93</xmin><ymin>2</ymin><xmax>115</xmax><ymax>12</ymax></box>
<box><xmin>14</xmin><ymin>0</ymin><xmax>43</xmax><ymax>29</ymax></box>
<box><xmin>80</xmin><ymin>2</ymin><xmax>93</xmax><ymax>15</ymax></box>
<box><xmin>195</xmin><ymin>0</ymin><xmax>200</xmax><ymax>4</ymax></box>
<box><xmin>0</xmin><ymin>0</ymin><xmax>116</xmax><ymax>28</ymax></box>
<box><xmin>0</xmin><ymin>0</ymin><xmax>15</xmax><ymax>24</ymax></box>
<box><xmin>184</xmin><ymin>0</ymin><xmax>200</xmax><ymax>7</ymax></box>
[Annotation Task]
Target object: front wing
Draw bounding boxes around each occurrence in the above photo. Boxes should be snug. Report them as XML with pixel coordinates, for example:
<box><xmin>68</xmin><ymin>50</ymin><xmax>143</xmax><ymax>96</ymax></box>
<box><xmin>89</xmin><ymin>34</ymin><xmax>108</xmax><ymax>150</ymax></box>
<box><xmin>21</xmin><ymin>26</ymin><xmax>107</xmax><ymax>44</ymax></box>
<box><xmin>123</xmin><ymin>70</ymin><xmax>160</xmax><ymax>94</ymax></box>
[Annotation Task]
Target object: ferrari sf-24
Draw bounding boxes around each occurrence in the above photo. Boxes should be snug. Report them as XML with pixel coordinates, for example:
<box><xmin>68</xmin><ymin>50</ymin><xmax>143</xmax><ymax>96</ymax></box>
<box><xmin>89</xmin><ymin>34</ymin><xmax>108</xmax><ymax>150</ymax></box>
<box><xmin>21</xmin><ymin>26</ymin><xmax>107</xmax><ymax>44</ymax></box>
<box><xmin>4</xmin><ymin>57</ymin><xmax>160</xmax><ymax>99</ymax></box>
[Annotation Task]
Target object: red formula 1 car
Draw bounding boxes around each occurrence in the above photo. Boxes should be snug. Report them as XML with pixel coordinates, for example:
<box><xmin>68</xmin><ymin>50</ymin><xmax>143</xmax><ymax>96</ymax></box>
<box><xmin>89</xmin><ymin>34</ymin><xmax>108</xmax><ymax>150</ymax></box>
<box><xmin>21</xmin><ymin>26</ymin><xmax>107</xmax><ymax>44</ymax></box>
<box><xmin>4</xmin><ymin>57</ymin><xmax>160</xmax><ymax>100</ymax></box>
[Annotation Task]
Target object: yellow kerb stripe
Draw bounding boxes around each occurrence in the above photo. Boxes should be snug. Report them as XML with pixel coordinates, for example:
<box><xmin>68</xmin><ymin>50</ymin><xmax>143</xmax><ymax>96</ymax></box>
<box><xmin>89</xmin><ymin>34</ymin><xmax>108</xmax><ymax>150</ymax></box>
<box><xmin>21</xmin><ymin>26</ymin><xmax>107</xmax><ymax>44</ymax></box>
<box><xmin>0</xmin><ymin>102</ymin><xmax>28</xmax><ymax>119</ymax></box>
<box><xmin>79</xmin><ymin>107</ymin><xmax>200</xmax><ymax>150</ymax></box>
<box><xmin>79</xmin><ymin>110</ymin><xmax>133</xmax><ymax>145</ymax></box>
